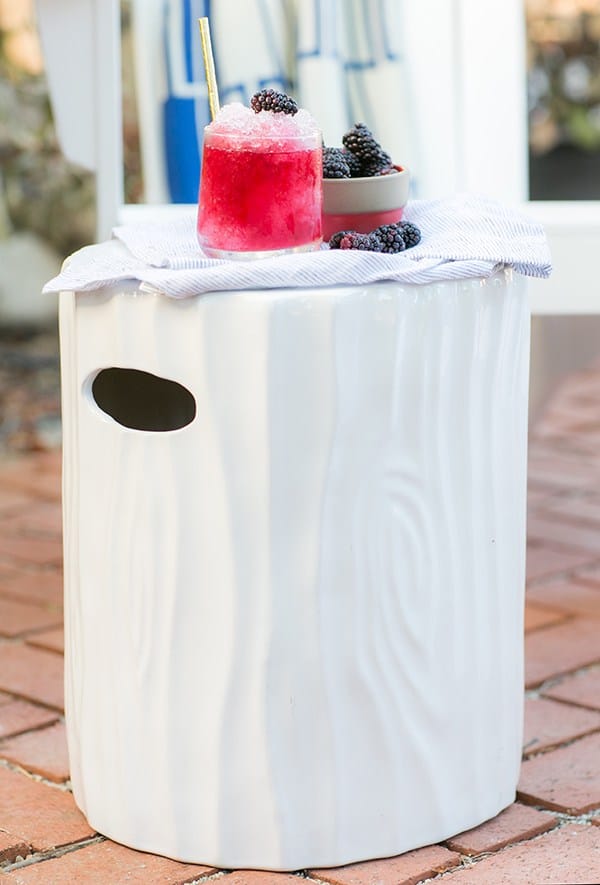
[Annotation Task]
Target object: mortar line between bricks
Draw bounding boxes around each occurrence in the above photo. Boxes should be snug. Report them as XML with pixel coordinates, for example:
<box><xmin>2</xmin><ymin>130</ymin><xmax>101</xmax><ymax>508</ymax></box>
<box><xmin>7</xmin><ymin>623</ymin><xmax>64</xmax><ymax>641</ymax></box>
<box><xmin>536</xmin><ymin>807</ymin><xmax>600</xmax><ymax>824</ymax></box>
<box><xmin>525</xmin><ymin>660</ymin><xmax>600</xmax><ymax>700</ymax></box>
<box><xmin>204</xmin><ymin>872</ymin><xmax>322</xmax><ymax>883</ymax></box>
<box><xmin>0</xmin><ymin>596</ymin><xmax>63</xmax><ymax>614</ymax></box>
<box><xmin>0</xmin><ymin>693</ymin><xmax>64</xmax><ymax>715</ymax></box>
<box><xmin>521</xmin><ymin>724</ymin><xmax>600</xmax><ymax>761</ymax></box>
<box><xmin>425</xmin><ymin>812</ymin><xmax>600</xmax><ymax>884</ymax></box>
<box><xmin>527</xmin><ymin>691</ymin><xmax>600</xmax><ymax>715</ymax></box>
<box><xmin>0</xmin><ymin>602</ymin><xmax>65</xmax><ymax>619</ymax></box>
<box><xmin>19</xmin><ymin>645</ymin><xmax>64</xmax><ymax>658</ymax></box>
<box><xmin>0</xmin><ymin>683</ymin><xmax>64</xmax><ymax>714</ymax></box>
<box><xmin>0</xmin><ymin>716</ymin><xmax>64</xmax><ymax>745</ymax></box>
<box><xmin>529</xmin><ymin>494</ymin><xmax>600</xmax><ymax>511</ymax></box>
<box><xmin>186</xmin><ymin>873</ymin><xmax>229</xmax><ymax>884</ymax></box>
<box><xmin>527</xmin><ymin>537</ymin><xmax>600</xmax><ymax>558</ymax></box>
<box><xmin>0</xmin><ymin>756</ymin><xmax>71</xmax><ymax>791</ymax></box>
<box><xmin>526</xmin><ymin>657</ymin><xmax>600</xmax><ymax>693</ymax></box>
<box><xmin>533</xmin><ymin>509</ymin><xmax>600</xmax><ymax>531</ymax></box>
<box><xmin>0</xmin><ymin>632</ymin><xmax>62</xmax><ymax>648</ymax></box>
<box><xmin>0</xmin><ymin>835</ymin><xmax>106</xmax><ymax>872</ymax></box>
<box><xmin>526</xmin><ymin>559</ymin><xmax>600</xmax><ymax>589</ymax></box>
<box><xmin>4</xmin><ymin>529</ymin><xmax>62</xmax><ymax>541</ymax></box>
<box><xmin>0</xmin><ymin>548</ymin><xmax>63</xmax><ymax>571</ymax></box>
<box><xmin>0</xmin><ymin>571</ymin><xmax>64</xmax><ymax>583</ymax></box>
<box><xmin>523</xmin><ymin>615</ymin><xmax>580</xmax><ymax>639</ymax></box>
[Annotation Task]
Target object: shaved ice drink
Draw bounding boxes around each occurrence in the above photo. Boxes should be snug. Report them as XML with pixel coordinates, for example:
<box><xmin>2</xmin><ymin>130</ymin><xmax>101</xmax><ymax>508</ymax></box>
<box><xmin>197</xmin><ymin>103</ymin><xmax>323</xmax><ymax>259</ymax></box>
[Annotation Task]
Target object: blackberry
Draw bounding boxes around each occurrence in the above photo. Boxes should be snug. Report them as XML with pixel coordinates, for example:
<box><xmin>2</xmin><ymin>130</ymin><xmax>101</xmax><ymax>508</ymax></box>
<box><xmin>323</xmin><ymin>147</ymin><xmax>351</xmax><ymax>179</ymax></box>
<box><xmin>342</xmin><ymin>123</ymin><xmax>375</xmax><ymax>158</ymax></box>
<box><xmin>342</xmin><ymin>123</ymin><xmax>392</xmax><ymax>175</ymax></box>
<box><xmin>250</xmin><ymin>88</ymin><xmax>298</xmax><ymax>116</ymax></box>
<box><xmin>397</xmin><ymin>221</ymin><xmax>421</xmax><ymax>248</ymax></box>
<box><xmin>338</xmin><ymin>232</ymin><xmax>384</xmax><ymax>252</ymax></box>
<box><xmin>372</xmin><ymin>224</ymin><xmax>407</xmax><ymax>254</ymax></box>
<box><xmin>342</xmin><ymin>149</ymin><xmax>363</xmax><ymax>178</ymax></box>
<box><xmin>328</xmin><ymin>230</ymin><xmax>354</xmax><ymax>249</ymax></box>
<box><xmin>361</xmin><ymin>150</ymin><xmax>393</xmax><ymax>176</ymax></box>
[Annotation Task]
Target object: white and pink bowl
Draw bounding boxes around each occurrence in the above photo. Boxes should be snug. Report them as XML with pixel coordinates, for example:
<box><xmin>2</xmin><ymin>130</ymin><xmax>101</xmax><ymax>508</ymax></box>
<box><xmin>322</xmin><ymin>165</ymin><xmax>410</xmax><ymax>241</ymax></box>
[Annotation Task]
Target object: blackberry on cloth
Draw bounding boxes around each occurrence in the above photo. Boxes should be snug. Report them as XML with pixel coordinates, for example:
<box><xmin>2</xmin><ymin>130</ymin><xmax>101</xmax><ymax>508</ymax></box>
<box><xmin>328</xmin><ymin>222</ymin><xmax>422</xmax><ymax>253</ymax></box>
<box><xmin>373</xmin><ymin>224</ymin><xmax>407</xmax><ymax>254</ymax></box>
<box><xmin>328</xmin><ymin>230</ymin><xmax>354</xmax><ymax>249</ymax></box>
<box><xmin>329</xmin><ymin>232</ymin><xmax>384</xmax><ymax>251</ymax></box>
<box><xmin>396</xmin><ymin>221</ymin><xmax>421</xmax><ymax>248</ymax></box>
<box><xmin>373</xmin><ymin>222</ymin><xmax>422</xmax><ymax>253</ymax></box>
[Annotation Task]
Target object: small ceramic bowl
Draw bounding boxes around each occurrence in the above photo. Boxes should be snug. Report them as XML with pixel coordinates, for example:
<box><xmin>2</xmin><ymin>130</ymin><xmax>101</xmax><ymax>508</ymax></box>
<box><xmin>322</xmin><ymin>165</ymin><xmax>410</xmax><ymax>242</ymax></box>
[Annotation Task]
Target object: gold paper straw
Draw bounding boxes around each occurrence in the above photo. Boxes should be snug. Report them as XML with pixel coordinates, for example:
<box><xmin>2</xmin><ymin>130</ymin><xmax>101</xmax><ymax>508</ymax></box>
<box><xmin>198</xmin><ymin>17</ymin><xmax>220</xmax><ymax>120</ymax></box>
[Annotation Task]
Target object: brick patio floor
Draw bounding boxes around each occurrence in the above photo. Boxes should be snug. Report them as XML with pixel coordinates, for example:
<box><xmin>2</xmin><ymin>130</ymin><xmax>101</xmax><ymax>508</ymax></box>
<box><xmin>0</xmin><ymin>367</ymin><xmax>600</xmax><ymax>884</ymax></box>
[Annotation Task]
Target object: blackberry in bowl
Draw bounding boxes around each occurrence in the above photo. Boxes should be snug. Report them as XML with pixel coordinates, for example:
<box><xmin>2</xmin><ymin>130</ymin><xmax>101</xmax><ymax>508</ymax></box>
<box><xmin>322</xmin><ymin>124</ymin><xmax>410</xmax><ymax>241</ymax></box>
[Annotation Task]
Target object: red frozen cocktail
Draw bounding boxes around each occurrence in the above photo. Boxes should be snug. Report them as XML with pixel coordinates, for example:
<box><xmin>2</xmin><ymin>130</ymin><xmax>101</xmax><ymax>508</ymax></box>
<box><xmin>197</xmin><ymin>102</ymin><xmax>322</xmax><ymax>259</ymax></box>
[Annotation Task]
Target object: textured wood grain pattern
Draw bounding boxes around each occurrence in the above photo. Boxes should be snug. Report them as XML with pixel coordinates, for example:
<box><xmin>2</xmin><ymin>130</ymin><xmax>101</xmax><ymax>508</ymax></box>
<box><xmin>60</xmin><ymin>271</ymin><xmax>529</xmax><ymax>870</ymax></box>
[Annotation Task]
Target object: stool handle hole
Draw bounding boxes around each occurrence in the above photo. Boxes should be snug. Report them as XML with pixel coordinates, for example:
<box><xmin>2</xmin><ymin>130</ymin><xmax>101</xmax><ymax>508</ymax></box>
<box><xmin>90</xmin><ymin>368</ymin><xmax>196</xmax><ymax>432</ymax></box>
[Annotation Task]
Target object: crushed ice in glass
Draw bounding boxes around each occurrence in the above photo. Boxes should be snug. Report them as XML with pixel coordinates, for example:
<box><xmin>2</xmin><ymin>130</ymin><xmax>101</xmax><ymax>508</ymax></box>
<box><xmin>207</xmin><ymin>102</ymin><xmax>319</xmax><ymax>150</ymax></box>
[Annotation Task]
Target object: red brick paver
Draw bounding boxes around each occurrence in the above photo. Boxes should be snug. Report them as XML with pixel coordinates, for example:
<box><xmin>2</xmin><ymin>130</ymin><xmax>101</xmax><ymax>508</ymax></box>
<box><xmin>445</xmin><ymin>803</ymin><xmax>556</xmax><ymax>856</ymax></box>
<box><xmin>0</xmin><ymin>766</ymin><xmax>93</xmax><ymax>851</ymax></box>
<box><xmin>0</xmin><ymin>490</ymin><xmax>32</xmax><ymax>519</ymax></box>
<box><xmin>0</xmin><ymin>351</ymin><xmax>600</xmax><ymax>881</ymax></box>
<box><xmin>541</xmin><ymin>492</ymin><xmax>600</xmax><ymax>525</ymax></box>
<box><xmin>0</xmin><ymin>596</ymin><xmax>62</xmax><ymax>638</ymax></box>
<box><xmin>573</xmin><ymin>562</ymin><xmax>600</xmax><ymax>588</ymax></box>
<box><xmin>0</xmin><ymin>831</ymin><xmax>31</xmax><ymax>866</ymax></box>
<box><xmin>0</xmin><ymin>535</ymin><xmax>62</xmax><ymax>569</ymax></box>
<box><xmin>0</xmin><ymin>454</ymin><xmax>61</xmax><ymax>502</ymax></box>
<box><xmin>0</xmin><ymin>721</ymin><xmax>69</xmax><ymax>782</ymax></box>
<box><xmin>218</xmin><ymin>874</ymin><xmax>310</xmax><ymax>885</ymax></box>
<box><xmin>25</xmin><ymin>627</ymin><xmax>64</xmax><ymax>654</ymax></box>
<box><xmin>523</xmin><ymin>602</ymin><xmax>567</xmax><ymax>632</ymax></box>
<box><xmin>527</xmin><ymin>578</ymin><xmax>600</xmax><ymax>618</ymax></box>
<box><xmin>0</xmin><ymin>502</ymin><xmax>62</xmax><ymax>539</ymax></box>
<box><xmin>527</xmin><ymin>453</ymin><xmax>597</xmax><ymax>491</ymax></box>
<box><xmin>523</xmin><ymin>696</ymin><xmax>600</xmax><ymax>756</ymax></box>
<box><xmin>309</xmin><ymin>845</ymin><xmax>460</xmax><ymax>885</ymax></box>
<box><xmin>518</xmin><ymin>731</ymin><xmax>600</xmax><ymax>813</ymax></box>
<box><xmin>543</xmin><ymin>666</ymin><xmax>600</xmax><ymax>711</ymax></box>
<box><xmin>0</xmin><ymin>699</ymin><xmax>59</xmax><ymax>739</ymax></box>
<box><xmin>524</xmin><ymin>617</ymin><xmax>600</xmax><ymax>688</ymax></box>
<box><xmin>0</xmin><ymin>839</ymin><xmax>213</xmax><ymax>884</ymax></box>
<box><xmin>0</xmin><ymin>570</ymin><xmax>63</xmax><ymax>609</ymax></box>
<box><xmin>527</xmin><ymin>513</ymin><xmax>600</xmax><ymax>554</ymax></box>
<box><xmin>525</xmin><ymin>543</ymin><xmax>596</xmax><ymax>583</ymax></box>
<box><xmin>0</xmin><ymin>645</ymin><xmax>63</xmax><ymax>711</ymax></box>
<box><xmin>436</xmin><ymin>824</ymin><xmax>600</xmax><ymax>884</ymax></box>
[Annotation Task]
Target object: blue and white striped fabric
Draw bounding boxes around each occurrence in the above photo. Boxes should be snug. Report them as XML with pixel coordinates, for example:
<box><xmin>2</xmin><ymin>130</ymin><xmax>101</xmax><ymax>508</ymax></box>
<box><xmin>43</xmin><ymin>195</ymin><xmax>551</xmax><ymax>298</ymax></box>
<box><xmin>160</xmin><ymin>0</ymin><xmax>415</xmax><ymax>202</ymax></box>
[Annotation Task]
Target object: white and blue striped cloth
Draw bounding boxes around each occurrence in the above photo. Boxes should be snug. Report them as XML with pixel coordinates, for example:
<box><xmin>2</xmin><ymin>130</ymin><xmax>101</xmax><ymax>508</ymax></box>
<box><xmin>43</xmin><ymin>195</ymin><xmax>551</xmax><ymax>299</ymax></box>
<box><xmin>161</xmin><ymin>0</ymin><xmax>417</xmax><ymax>199</ymax></box>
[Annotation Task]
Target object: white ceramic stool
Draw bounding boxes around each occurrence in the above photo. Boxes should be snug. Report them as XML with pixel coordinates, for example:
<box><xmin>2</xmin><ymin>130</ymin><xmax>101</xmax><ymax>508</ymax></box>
<box><xmin>60</xmin><ymin>268</ymin><xmax>529</xmax><ymax>871</ymax></box>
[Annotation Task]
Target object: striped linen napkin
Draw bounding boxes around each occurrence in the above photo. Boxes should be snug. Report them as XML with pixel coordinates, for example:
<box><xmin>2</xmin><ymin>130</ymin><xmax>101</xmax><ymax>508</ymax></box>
<box><xmin>43</xmin><ymin>194</ymin><xmax>551</xmax><ymax>299</ymax></box>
